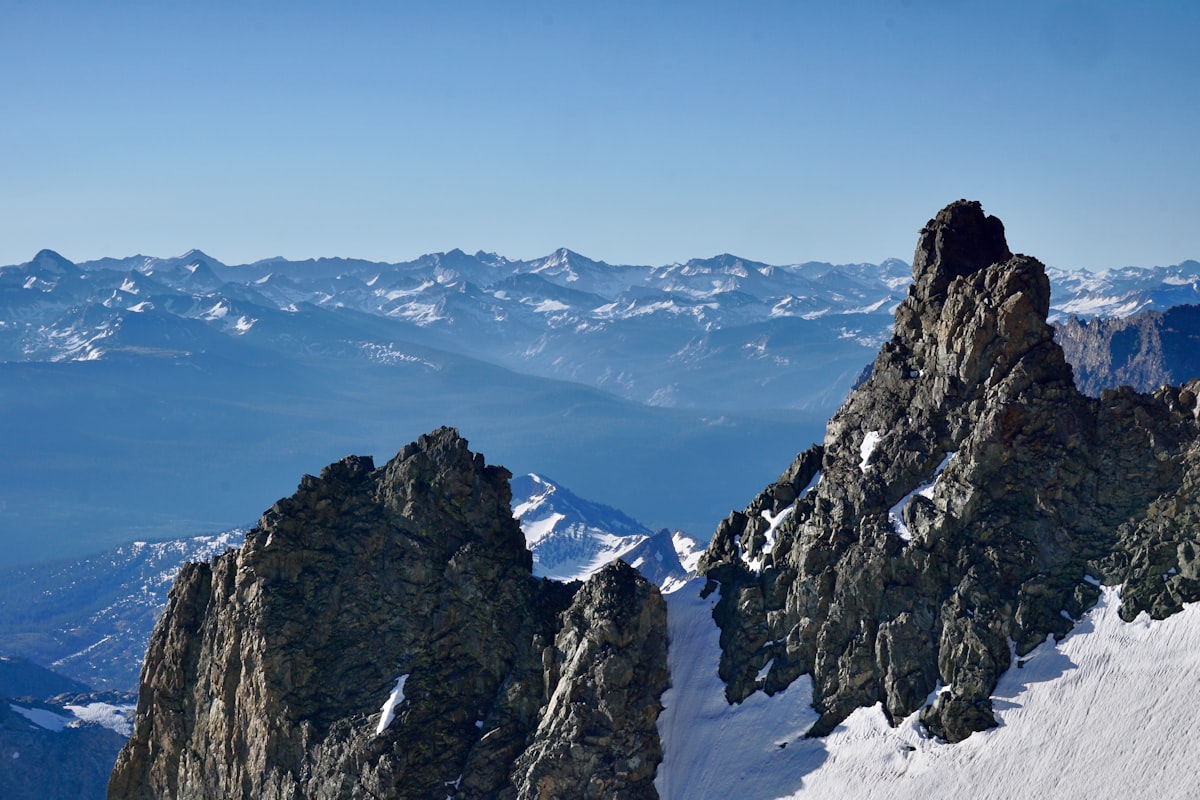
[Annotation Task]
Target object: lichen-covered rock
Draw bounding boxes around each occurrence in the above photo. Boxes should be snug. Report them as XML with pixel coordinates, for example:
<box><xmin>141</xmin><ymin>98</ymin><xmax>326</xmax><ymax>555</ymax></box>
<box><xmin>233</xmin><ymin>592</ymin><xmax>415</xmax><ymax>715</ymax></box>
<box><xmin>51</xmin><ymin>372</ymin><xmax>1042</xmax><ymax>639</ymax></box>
<box><xmin>108</xmin><ymin>427</ymin><xmax>667</xmax><ymax>800</ymax></box>
<box><xmin>700</xmin><ymin>200</ymin><xmax>1200</xmax><ymax>743</ymax></box>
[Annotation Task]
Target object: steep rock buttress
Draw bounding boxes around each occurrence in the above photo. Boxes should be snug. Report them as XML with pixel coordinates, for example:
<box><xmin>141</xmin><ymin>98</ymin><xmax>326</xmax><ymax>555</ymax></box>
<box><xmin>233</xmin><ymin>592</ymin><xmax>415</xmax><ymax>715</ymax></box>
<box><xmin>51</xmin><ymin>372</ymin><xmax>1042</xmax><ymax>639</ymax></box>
<box><xmin>108</xmin><ymin>428</ymin><xmax>667</xmax><ymax>800</ymax></box>
<box><xmin>700</xmin><ymin>200</ymin><xmax>1200</xmax><ymax>741</ymax></box>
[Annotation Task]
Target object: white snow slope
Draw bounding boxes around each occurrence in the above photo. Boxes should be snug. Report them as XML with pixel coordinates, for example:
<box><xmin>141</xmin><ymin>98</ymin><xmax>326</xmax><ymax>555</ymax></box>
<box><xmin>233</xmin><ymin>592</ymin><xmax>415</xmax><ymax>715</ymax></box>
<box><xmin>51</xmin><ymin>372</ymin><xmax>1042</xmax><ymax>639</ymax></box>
<box><xmin>657</xmin><ymin>583</ymin><xmax>1200</xmax><ymax>799</ymax></box>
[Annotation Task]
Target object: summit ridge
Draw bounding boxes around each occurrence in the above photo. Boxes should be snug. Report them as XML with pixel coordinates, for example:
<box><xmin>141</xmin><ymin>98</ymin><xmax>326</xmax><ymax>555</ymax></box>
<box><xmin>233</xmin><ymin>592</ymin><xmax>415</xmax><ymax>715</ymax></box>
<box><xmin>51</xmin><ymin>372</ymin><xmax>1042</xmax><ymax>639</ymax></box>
<box><xmin>109</xmin><ymin>428</ymin><xmax>667</xmax><ymax>799</ymax></box>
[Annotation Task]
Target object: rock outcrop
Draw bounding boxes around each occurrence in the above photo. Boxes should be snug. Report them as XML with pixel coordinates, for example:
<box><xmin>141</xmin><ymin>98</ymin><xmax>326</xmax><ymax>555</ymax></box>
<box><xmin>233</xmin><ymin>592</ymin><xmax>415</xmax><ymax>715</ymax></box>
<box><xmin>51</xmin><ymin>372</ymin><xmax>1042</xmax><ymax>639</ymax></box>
<box><xmin>108</xmin><ymin>427</ymin><xmax>667</xmax><ymax>800</ymax></box>
<box><xmin>510</xmin><ymin>560</ymin><xmax>667</xmax><ymax>800</ymax></box>
<box><xmin>700</xmin><ymin>200</ymin><xmax>1200</xmax><ymax>742</ymax></box>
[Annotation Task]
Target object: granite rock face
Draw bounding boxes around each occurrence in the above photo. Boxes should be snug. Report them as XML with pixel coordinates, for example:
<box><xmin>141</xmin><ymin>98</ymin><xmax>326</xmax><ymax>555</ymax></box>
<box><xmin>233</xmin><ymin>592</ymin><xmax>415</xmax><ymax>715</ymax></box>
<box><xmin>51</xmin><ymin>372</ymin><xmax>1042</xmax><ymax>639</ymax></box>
<box><xmin>700</xmin><ymin>200</ymin><xmax>1200</xmax><ymax>742</ymax></box>
<box><xmin>108</xmin><ymin>427</ymin><xmax>667</xmax><ymax>800</ymax></box>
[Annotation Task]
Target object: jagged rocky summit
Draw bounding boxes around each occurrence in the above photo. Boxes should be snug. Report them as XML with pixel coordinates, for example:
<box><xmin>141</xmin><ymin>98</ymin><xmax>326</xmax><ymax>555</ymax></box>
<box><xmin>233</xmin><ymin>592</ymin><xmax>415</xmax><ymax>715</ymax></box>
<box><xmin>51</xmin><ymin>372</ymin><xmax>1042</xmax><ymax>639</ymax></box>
<box><xmin>108</xmin><ymin>428</ymin><xmax>666</xmax><ymax>800</ymax></box>
<box><xmin>109</xmin><ymin>200</ymin><xmax>1200</xmax><ymax>800</ymax></box>
<box><xmin>700</xmin><ymin>199</ymin><xmax>1200</xmax><ymax>742</ymax></box>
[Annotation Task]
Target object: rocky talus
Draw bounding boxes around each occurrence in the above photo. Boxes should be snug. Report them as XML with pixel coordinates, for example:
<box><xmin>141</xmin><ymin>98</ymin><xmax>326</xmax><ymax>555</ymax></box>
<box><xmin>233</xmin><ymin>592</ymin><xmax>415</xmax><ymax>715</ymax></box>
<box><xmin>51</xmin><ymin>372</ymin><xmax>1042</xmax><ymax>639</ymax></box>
<box><xmin>700</xmin><ymin>200</ymin><xmax>1200</xmax><ymax>742</ymax></box>
<box><xmin>108</xmin><ymin>427</ymin><xmax>667</xmax><ymax>800</ymax></box>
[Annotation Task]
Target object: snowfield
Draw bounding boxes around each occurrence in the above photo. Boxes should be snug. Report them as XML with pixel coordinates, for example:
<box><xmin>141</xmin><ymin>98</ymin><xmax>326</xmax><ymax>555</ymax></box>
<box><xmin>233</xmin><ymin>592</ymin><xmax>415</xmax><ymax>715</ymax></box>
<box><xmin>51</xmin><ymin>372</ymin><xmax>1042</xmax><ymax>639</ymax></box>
<box><xmin>657</xmin><ymin>583</ymin><xmax>1200</xmax><ymax>799</ymax></box>
<box><xmin>64</xmin><ymin>702</ymin><xmax>136</xmax><ymax>736</ymax></box>
<box><xmin>9</xmin><ymin>701</ymin><xmax>135</xmax><ymax>736</ymax></box>
<box><xmin>656</xmin><ymin>579</ymin><xmax>821</xmax><ymax>799</ymax></box>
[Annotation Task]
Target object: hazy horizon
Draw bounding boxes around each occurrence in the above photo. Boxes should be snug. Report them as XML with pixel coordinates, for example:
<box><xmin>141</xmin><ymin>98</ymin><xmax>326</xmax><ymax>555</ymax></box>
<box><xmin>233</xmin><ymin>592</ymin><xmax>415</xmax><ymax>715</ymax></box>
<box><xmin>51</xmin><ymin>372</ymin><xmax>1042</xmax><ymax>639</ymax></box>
<box><xmin>3</xmin><ymin>1</ymin><xmax>1197</xmax><ymax>272</ymax></box>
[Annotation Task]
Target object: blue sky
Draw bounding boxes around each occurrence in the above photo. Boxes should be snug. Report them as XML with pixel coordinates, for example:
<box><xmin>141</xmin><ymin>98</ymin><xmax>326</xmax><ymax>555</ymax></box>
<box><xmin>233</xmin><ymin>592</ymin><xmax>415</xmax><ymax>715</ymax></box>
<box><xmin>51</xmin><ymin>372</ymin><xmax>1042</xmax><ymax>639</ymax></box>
<box><xmin>2</xmin><ymin>0</ymin><xmax>1197</xmax><ymax>271</ymax></box>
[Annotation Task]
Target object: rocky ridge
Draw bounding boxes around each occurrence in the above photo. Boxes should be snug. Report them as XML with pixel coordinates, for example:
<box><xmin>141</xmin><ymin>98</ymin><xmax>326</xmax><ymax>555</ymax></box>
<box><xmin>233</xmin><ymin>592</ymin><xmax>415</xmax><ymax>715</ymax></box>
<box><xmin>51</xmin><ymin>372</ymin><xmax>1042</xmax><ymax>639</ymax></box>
<box><xmin>700</xmin><ymin>200</ymin><xmax>1200</xmax><ymax>742</ymax></box>
<box><xmin>1055</xmin><ymin>303</ymin><xmax>1200</xmax><ymax>395</ymax></box>
<box><xmin>102</xmin><ymin>200</ymin><xmax>1200</xmax><ymax>798</ymax></box>
<box><xmin>108</xmin><ymin>428</ymin><xmax>667</xmax><ymax>800</ymax></box>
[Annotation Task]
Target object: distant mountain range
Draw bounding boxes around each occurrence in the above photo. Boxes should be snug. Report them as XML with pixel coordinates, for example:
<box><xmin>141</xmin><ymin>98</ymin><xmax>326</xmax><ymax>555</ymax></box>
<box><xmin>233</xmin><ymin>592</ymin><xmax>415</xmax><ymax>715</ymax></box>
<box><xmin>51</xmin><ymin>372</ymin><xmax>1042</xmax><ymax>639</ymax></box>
<box><xmin>1046</xmin><ymin>260</ymin><xmax>1200</xmax><ymax>318</ymax></box>
<box><xmin>2</xmin><ymin>247</ymin><xmax>1198</xmax><ymax>570</ymax></box>
<box><xmin>6</xmin><ymin>247</ymin><xmax>1198</xmax><ymax>406</ymax></box>
<box><xmin>511</xmin><ymin>473</ymin><xmax>701</xmax><ymax>590</ymax></box>
<box><xmin>0</xmin><ymin>530</ymin><xmax>246</xmax><ymax>692</ymax></box>
<box><xmin>3</xmin><ymin>247</ymin><xmax>912</xmax><ymax>411</ymax></box>
<box><xmin>1055</xmin><ymin>303</ymin><xmax>1200</xmax><ymax>395</ymax></box>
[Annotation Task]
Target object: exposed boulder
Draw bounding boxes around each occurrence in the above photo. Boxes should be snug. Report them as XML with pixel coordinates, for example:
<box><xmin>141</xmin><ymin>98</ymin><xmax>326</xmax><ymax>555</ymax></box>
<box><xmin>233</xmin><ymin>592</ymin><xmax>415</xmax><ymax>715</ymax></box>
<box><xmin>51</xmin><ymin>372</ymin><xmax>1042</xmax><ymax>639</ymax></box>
<box><xmin>700</xmin><ymin>200</ymin><xmax>1200</xmax><ymax>742</ymax></box>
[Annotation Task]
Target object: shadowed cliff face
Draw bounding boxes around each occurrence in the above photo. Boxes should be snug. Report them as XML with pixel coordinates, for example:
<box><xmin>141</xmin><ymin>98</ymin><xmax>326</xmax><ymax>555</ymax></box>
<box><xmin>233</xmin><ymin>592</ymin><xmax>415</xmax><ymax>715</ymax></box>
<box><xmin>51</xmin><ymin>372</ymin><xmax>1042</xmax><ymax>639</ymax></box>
<box><xmin>108</xmin><ymin>427</ymin><xmax>667</xmax><ymax>800</ymax></box>
<box><xmin>701</xmin><ymin>200</ymin><xmax>1200</xmax><ymax>742</ymax></box>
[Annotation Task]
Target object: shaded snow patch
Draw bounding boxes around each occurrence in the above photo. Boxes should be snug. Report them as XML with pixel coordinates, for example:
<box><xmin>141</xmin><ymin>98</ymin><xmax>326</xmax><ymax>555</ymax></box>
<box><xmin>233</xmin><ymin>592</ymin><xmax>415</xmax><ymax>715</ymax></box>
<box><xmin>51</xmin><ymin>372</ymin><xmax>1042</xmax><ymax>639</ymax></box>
<box><xmin>859</xmin><ymin>431</ymin><xmax>882</xmax><ymax>472</ymax></box>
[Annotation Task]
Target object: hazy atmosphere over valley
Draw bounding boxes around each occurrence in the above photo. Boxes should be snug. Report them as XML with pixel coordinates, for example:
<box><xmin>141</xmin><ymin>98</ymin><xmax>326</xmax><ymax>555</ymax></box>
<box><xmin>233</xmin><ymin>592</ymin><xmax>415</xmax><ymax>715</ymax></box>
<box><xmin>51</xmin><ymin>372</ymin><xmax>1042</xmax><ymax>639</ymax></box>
<box><xmin>2</xmin><ymin>2</ymin><xmax>1199</xmax><ymax>799</ymax></box>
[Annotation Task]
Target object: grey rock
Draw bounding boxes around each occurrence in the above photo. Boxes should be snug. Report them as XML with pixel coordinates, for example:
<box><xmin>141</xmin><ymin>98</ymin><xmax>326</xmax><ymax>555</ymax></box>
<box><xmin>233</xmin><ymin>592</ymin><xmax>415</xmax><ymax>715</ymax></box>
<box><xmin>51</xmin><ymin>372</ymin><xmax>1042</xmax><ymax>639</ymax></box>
<box><xmin>510</xmin><ymin>560</ymin><xmax>666</xmax><ymax>800</ymax></box>
<box><xmin>108</xmin><ymin>428</ymin><xmax>666</xmax><ymax>799</ymax></box>
<box><xmin>700</xmin><ymin>200</ymin><xmax>1200</xmax><ymax>743</ymax></box>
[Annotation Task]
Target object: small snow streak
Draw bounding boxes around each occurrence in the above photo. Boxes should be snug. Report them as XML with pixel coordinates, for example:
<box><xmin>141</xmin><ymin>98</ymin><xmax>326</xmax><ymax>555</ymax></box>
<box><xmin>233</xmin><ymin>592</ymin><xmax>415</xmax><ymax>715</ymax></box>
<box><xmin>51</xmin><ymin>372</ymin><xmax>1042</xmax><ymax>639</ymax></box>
<box><xmin>888</xmin><ymin>452</ymin><xmax>955</xmax><ymax>541</ymax></box>
<box><xmin>859</xmin><ymin>431</ymin><xmax>882</xmax><ymax>472</ymax></box>
<box><xmin>375</xmin><ymin>674</ymin><xmax>409</xmax><ymax>735</ymax></box>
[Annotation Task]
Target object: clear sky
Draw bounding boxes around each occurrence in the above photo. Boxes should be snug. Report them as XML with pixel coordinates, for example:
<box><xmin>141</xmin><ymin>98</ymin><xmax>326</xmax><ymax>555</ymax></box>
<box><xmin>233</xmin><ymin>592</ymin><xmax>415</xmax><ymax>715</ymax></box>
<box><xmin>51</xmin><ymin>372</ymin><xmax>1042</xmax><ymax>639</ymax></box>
<box><xmin>1</xmin><ymin>0</ymin><xmax>1197</xmax><ymax>271</ymax></box>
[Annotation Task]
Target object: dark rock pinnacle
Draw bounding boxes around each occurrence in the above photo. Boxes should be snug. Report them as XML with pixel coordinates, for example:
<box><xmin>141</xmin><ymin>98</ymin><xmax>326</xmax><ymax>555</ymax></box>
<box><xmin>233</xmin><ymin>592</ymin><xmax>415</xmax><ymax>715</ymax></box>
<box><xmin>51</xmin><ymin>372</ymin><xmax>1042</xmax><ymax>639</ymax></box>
<box><xmin>700</xmin><ymin>200</ymin><xmax>1200</xmax><ymax>743</ymax></box>
<box><xmin>911</xmin><ymin>199</ymin><xmax>1013</xmax><ymax>301</ymax></box>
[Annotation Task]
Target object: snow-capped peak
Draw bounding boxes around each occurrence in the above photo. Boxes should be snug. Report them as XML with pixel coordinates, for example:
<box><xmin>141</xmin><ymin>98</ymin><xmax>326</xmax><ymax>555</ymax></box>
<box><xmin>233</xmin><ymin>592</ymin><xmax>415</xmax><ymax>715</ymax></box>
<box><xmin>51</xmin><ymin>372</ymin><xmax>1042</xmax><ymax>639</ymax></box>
<box><xmin>509</xmin><ymin>473</ymin><xmax>699</xmax><ymax>588</ymax></box>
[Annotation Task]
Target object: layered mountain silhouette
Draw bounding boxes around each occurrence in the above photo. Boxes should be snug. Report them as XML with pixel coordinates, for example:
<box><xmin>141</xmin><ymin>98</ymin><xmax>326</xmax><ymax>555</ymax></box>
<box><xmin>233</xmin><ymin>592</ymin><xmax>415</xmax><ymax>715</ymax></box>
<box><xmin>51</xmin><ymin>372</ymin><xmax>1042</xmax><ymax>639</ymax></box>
<box><xmin>1056</xmin><ymin>303</ymin><xmax>1200</xmax><ymax>395</ymax></box>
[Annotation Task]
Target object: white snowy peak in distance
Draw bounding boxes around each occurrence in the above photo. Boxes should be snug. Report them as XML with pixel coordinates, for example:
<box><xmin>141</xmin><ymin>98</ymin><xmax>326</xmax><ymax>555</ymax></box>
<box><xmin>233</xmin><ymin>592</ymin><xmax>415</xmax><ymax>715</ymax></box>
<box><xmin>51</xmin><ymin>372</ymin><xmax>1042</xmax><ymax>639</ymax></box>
<box><xmin>509</xmin><ymin>473</ymin><xmax>700</xmax><ymax>588</ymax></box>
